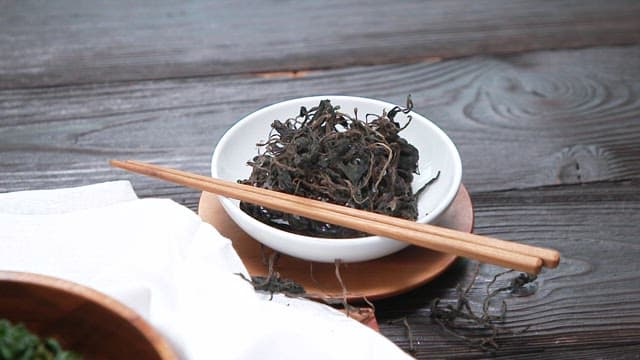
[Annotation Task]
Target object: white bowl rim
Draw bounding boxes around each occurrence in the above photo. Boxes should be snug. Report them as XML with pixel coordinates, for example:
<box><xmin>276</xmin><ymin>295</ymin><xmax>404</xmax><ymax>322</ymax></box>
<box><xmin>211</xmin><ymin>95</ymin><xmax>462</xmax><ymax>248</ymax></box>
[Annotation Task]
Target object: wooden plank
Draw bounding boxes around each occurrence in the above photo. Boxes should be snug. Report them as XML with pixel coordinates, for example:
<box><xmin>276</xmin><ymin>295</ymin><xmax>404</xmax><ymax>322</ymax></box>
<box><xmin>376</xmin><ymin>180</ymin><xmax>640</xmax><ymax>358</ymax></box>
<box><xmin>1</xmin><ymin>0</ymin><xmax>639</xmax><ymax>88</ymax></box>
<box><xmin>2</xmin><ymin>46</ymin><xmax>639</xmax><ymax>206</ymax></box>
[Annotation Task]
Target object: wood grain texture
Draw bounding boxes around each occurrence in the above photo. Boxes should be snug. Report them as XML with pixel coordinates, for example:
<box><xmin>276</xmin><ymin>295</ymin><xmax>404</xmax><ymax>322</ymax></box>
<box><xmin>2</xmin><ymin>0</ymin><xmax>639</xmax><ymax>357</ymax></box>
<box><xmin>2</xmin><ymin>46</ymin><xmax>638</xmax><ymax>357</ymax></box>
<box><xmin>1</xmin><ymin>46</ymin><xmax>639</xmax><ymax>209</ymax></box>
<box><xmin>1</xmin><ymin>0</ymin><xmax>639</xmax><ymax>88</ymax></box>
<box><xmin>375</xmin><ymin>180</ymin><xmax>640</xmax><ymax>358</ymax></box>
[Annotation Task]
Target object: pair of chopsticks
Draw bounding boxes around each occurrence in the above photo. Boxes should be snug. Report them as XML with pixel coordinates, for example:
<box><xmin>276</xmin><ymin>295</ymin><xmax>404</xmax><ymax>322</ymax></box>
<box><xmin>111</xmin><ymin>160</ymin><xmax>560</xmax><ymax>274</ymax></box>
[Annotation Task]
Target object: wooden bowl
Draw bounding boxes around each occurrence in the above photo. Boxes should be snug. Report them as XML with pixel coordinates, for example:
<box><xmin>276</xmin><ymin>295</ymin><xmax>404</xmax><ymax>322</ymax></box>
<box><xmin>0</xmin><ymin>271</ymin><xmax>177</xmax><ymax>360</ymax></box>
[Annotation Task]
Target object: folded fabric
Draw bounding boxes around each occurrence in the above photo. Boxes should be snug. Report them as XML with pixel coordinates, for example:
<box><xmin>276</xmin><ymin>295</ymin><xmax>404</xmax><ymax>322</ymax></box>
<box><xmin>0</xmin><ymin>181</ymin><xmax>410</xmax><ymax>359</ymax></box>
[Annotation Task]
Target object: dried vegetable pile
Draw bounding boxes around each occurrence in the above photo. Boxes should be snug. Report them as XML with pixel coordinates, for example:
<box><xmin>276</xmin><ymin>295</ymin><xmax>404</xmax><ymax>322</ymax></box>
<box><xmin>239</xmin><ymin>98</ymin><xmax>421</xmax><ymax>238</ymax></box>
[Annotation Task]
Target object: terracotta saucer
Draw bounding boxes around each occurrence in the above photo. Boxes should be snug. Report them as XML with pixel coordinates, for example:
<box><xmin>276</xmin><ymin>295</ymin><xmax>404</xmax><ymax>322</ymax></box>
<box><xmin>198</xmin><ymin>185</ymin><xmax>473</xmax><ymax>301</ymax></box>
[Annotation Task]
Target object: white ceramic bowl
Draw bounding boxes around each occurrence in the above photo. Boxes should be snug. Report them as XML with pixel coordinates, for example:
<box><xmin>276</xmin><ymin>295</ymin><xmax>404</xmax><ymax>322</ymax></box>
<box><xmin>212</xmin><ymin>95</ymin><xmax>461</xmax><ymax>263</ymax></box>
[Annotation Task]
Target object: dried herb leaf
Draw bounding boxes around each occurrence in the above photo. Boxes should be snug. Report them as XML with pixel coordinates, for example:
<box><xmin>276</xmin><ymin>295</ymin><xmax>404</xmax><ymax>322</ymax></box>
<box><xmin>239</xmin><ymin>98</ymin><xmax>421</xmax><ymax>238</ymax></box>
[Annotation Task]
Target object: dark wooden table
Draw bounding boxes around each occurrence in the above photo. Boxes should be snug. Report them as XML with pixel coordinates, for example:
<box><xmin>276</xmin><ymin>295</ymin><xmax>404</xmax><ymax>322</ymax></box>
<box><xmin>2</xmin><ymin>1</ymin><xmax>640</xmax><ymax>358</ymax></box>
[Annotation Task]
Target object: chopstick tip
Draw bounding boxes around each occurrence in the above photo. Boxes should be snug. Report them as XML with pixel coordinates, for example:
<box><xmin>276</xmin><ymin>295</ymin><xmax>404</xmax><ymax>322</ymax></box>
<box><xmin>109</xmin><ymin>159</ymin><xmax>132</xmax><ymax>169</ymax></box>
<box><xmin>546</xmin><ymin>250</ymin><xmax>561</xmax><ymax>268</ymax></box>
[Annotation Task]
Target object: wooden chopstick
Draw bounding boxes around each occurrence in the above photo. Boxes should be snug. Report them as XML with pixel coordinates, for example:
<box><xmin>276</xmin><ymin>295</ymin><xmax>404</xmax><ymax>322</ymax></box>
<box><xmin>128</xmin><ymin>160</ymin><xmax>560</xmax><ymax>269</ymax></box>
<box><xmin>111</xmin><ymin>160</ymin><xmax>559</xmax><ymax>274</ymax></box>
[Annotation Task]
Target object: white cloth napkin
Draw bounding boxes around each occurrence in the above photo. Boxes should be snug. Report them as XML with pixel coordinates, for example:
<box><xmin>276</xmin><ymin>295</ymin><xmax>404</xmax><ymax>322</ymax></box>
<box><xmin>0</xmin><ymin>181</ymin><xmax>410</xmax><ymax>359</ymax></box>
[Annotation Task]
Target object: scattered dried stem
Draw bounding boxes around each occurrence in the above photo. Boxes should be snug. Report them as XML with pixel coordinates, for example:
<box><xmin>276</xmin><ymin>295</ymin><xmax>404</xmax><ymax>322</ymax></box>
<box><xmin>237</xmin><ymin>250</ymin><xmax>305</xmax><ymax>299</ymax></box>
<box><xmin>403</xmin><ymin>317</ymin><xmax>416</xmax><ymax>355</ymax></box>
<box><xmin>429</xmin><ymin>264</ymin><xmax>537</xmax><ymax>352</ymax></box>
<box><xmin>240</xmin><ymin>254</ymin><xmax>538</xmax><ymax>354</ymax></box>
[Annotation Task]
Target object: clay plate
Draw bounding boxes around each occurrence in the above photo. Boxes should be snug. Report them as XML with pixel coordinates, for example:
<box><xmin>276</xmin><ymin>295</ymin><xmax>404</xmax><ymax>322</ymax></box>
<box><xmin>199</xmin><ymin>185</ymin><xmax>473</xmax><ymax>301</ymax></box>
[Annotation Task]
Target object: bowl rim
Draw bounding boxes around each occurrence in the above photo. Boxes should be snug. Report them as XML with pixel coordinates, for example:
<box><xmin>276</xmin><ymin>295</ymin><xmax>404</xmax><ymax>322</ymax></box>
<box><xmin>0</xmin><ymin>270</ymin><xmax>178</xmax><ymax>360</ymax></box>
<box><xmin>211</xmin><ymin>95</ymin><xmax>462</xmax><ymax>247</ymax></box>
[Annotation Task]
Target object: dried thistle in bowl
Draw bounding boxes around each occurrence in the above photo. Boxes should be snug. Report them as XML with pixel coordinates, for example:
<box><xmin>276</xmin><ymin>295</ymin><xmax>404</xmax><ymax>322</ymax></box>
<box><xmin>239</xmin><ymin>97</ymin><xmax>421</xmax><ymax>238</ymax></box>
